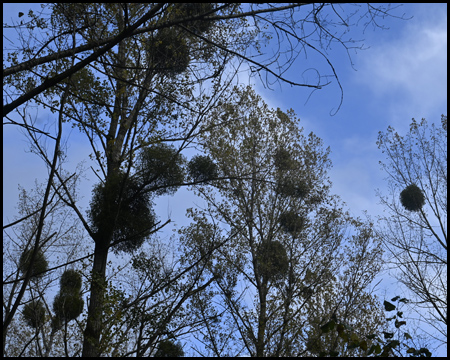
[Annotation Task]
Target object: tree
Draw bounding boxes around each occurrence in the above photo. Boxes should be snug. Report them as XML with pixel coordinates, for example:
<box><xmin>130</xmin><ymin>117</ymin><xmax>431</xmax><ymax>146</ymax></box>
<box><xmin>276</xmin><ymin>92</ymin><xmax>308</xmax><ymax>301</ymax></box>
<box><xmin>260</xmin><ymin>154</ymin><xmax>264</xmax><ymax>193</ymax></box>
<box><xmin>376</xmin><ymin>116</ymin><xmax>447</xmax><ymax>350</ymax></box>
<box><xmin>4</xmin><ymin>3</ymin><xmax>405</xmax><ymax>356</ymax></box>
<box><xmin>3</xmin><ymin>180</ymin><xmax>88</xmax><ymax>356</ymax></box>
<box><xmin>318</xmin><ymin>296</ymin><xmax>433</xmax><ymax>357</ymax></box>
<box><xmin>180</xmin><ymin>86</ymin><xmax>385</xmax><ymax>356</ymax></box>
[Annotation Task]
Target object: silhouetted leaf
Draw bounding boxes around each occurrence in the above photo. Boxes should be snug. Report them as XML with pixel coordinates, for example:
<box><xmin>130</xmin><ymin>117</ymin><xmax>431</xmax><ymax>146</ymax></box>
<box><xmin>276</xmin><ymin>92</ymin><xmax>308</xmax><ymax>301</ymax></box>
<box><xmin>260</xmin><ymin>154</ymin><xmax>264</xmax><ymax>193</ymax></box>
<box><xmin>383</xmin><ymin>300</ymin><xmax>396</xmax><ymax>311</ymax></box>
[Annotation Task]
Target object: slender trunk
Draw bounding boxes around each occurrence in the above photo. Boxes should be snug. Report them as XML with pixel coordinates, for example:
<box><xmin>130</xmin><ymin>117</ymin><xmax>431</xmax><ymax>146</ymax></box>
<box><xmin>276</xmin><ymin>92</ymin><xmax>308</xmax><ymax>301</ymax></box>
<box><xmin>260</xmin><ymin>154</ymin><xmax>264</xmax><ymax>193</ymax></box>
<box><xmin>82</xmin><ymin>240</ymin><xmax>109</xmax><ymax>357</ymax></box>
<box><xmin>256</xmin><ymin>284</ymin><xmax>268</xmax><ymax>357</ymax></box>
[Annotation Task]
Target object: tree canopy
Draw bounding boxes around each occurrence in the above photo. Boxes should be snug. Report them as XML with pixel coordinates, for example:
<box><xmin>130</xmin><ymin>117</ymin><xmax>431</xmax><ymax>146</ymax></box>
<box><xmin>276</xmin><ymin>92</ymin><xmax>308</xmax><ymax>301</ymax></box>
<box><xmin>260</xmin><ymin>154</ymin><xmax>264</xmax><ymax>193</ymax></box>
<box><xmin>3</xmin><ymin>3</ymin><xmax>414</xmax><ymax>357</ymax></box>
<box><xmin>376</xmin><ymin>116</ymin><xmax>447</xmax><ymax>348</ymax></box>
<box><xmin>179</xmin><ymin>86</ymin><xmax>385</xmax><ymax>356</ymax></box>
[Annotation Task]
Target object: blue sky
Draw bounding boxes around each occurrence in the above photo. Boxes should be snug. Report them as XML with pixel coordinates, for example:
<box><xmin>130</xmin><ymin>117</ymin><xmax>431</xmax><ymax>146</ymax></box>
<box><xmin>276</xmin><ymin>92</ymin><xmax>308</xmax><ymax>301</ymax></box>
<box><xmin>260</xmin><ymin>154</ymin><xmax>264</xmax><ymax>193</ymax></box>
<box><xmin>3</xmin><ymin>3</ymin><xmax>447</xmax><ymax>355</ymax></box>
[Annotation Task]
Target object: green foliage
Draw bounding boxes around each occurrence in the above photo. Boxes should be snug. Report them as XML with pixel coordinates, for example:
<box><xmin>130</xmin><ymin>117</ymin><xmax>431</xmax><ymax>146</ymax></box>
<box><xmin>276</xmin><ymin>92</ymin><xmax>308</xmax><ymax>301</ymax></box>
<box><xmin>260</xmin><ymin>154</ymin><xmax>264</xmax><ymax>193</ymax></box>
<box><xmin>184</xmin><ymin>86</ymin><xmax>383</xmax><ymax>357</ymax></box>
<box><xmin>274</xmin><ymin>147</ymin><xmax>296</xmax><ymax>171</ymax></box>
<box><xmin>171</xmin><ymin>3</ymin><xmax>214</xmax><ymax>34</ymax></box>
<box><xmin>406</xmin><ymin>347</ymin><xmax>433</xmax><ymax>357</ymax></box>
<box><xmin>400</xmin><ymin>184</ymin><xmax>425</xmax><ymax>212</ymax></box>
<box><xmin>154</xmin><ymin>339</ymin><xmax>184</xmax><ymax>357</ymax></box>
<box><xmin>318</xmin><ymin>296</ymin><xmax>431</xmax><ymax>357</ymax></box>
<box><xmin>256</xmin><ymin>240</ymin><xmax>289</xmax><ymax>281</ymax></box>
<box><xmin>59</xmin><ymin>269</ymin><xmax>82</xmax><ymax>291</ymax></box>
<box><xmin>53</xmin><ymin>293</ymin><xmax>84</xmax><ymax>323</ymax></box>
<box><xmin>145</xmin><ymin>3</ymin><xmax>216</xmax><ymax>77</ymax></box>
<box><xmin>377</xmin><ymin>116</ymin><xmax>447</xmax><ymax>348</ymax></box>
<box><xmin>147</xmin><ymin>28</ymin><xmax>190</xmax><ymax>76</ymax></box>
<box><xmin>275</xmin><ymin>176</ymin><xmax>310</xmax><ymax>198</ymax></box>
<box><xmin>90</xmin><ymin>144</ymin><xmax>185</xmax><ymax>254</ymax></box>
<box><xmin>52</xmin><ymin>4</ymin><xmax>100</xmax><ymax>33</ymax></box>
<box><xmin>23</xmin><ymin>300</ymin><xmax>46</xmax><ymax>328</ymax></box>
<box><xmin>188</xmin><ymin>155</ymin><xmax>218</xmax><ymax>183</ymax></box>
<box><xmin>53</xmin><ymin>269</ymin><xmax>84</xmax><ymax>324</ymax></box>
<box><xmin>273</xmin><ymin>143</ymin><xmax>310</xmax><ymax>199</ymax></box>
<box><xmin>383</xmin><ymin>300</ymin><xmax>397</xmax><ymax>312</ymax></box>
<box><xmin>89</xmin><ymin>172</ymin><xmax>155</xmax><ymax>254</ymax></box>
<box><xmin>137</xmin><ymin>143</ymin><xmax>185</xmax><ymax>196</ymax></box>
<box><xmin>19</xmin><ymin>248</ymin><xmax>48</xmax><ymax>279</ymax></box>
<box><xmin>279</xmin><ymin>211</ymin><xmax>306</xmax><ymax>237</ymax></box>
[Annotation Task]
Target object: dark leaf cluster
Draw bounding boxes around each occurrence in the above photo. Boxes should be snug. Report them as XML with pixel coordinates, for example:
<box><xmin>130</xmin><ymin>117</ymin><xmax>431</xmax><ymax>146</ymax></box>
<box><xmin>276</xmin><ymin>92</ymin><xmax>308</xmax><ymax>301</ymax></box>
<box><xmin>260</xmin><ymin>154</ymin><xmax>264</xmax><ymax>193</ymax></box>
<box><xmin>274</xmin><ymin>148</ymin><xmax>296</xmax><ymax>171</ymax></box>
<box><xmin>89</xmin><ymin>172</ymin><xmax>155</xmax><ymax>254</ymax></box>
<box><xmin>53</xmin><ymin>269</ymin><xmax>84</xmax><ymax>324</ymax></box>
<box><xmin>399</xmin><ymin>184</ymin><xmax>425</xmax><ymax>212</ymax></box>
<box><xmin>154</xmin><ymin>339</ymin><xmax>185</xmax><ymax>357</ymax></box>
<box><xmin>137</xmin><ymin>143</ymin><xmax>185</xmax><ymax>196</ymax></box>
<box><xmin>188</xmin><ymin>155</ymin><xmax>218</xmax><ymax>183</ymax></box>
<box><xmin>256</xmin><ymin>240</ymin><xmax>289</xmax><ymax>281</ymax></box>
<box><xmin>276</xmin><ymin>177</ymin><xmax>309</xmax><ymax>199</ymax></box>
<box><xmin>145</xmin><ymin>3</ymin><xmax>215</xmax><ymax>76</ymax></box>
<box><xmin>146</xmin><ymin>28</ymin><xmax>190</xmax><ymax>76</ymax></box>
<box><xmin>170</xmin><ymin>3</ymin><xmax>214</xmax><ymax>34</ymax></box>
<box><xmin>19</xmin><ymin>248</ymin><xmax>48</xmax><ymax>279</ymax></box>
<box><xmin>279</xmin><ymin>211</ymin><xmax>306</xmax><ymax>237</ymax></box>
<box><xmin>23</xmin><ymin>300</ymin><xmax>46</xmax><ymax>329</ymax></box>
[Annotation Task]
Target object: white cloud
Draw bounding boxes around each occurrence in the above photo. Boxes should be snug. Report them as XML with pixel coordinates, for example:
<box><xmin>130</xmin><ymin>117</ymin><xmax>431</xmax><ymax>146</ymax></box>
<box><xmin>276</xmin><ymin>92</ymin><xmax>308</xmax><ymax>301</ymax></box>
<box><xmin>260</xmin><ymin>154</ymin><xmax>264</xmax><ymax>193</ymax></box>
<box><xmin>357</xmin><ymin>5</ymin><xmax>447</xmax><ymax>128</ymax></box>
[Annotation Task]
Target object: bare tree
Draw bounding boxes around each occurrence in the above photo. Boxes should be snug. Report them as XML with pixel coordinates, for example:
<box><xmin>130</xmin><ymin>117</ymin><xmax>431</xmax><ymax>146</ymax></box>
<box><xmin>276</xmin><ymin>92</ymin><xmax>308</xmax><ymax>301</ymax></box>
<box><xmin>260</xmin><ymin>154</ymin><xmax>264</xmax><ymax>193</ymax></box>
<box><xmin>376</xmin><ymin>116</ymin><xmax>447</xmax><ymax>349</ymax></box>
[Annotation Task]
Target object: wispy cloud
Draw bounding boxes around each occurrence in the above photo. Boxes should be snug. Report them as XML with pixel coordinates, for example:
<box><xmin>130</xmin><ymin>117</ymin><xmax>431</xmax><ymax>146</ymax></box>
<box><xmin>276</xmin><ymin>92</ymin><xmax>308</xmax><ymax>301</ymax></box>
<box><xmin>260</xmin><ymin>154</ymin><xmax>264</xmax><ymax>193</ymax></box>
<box><xmin>357</xmin><ymin>5</ymin><xmax>447</xmax><ymax>128</ymax></box>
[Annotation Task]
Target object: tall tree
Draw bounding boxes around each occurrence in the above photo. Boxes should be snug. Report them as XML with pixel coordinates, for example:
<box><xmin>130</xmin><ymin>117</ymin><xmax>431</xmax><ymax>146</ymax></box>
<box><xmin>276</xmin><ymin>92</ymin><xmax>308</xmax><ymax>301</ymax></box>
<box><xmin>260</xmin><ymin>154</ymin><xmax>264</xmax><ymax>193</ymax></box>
<box><xmin>180</xmin><ymin>85</ymin><xmax>384</xmax><ymax>357</ymax></box>
<box><xmin>376</xmin><ymin>116</ymin><xmax>447</xmax><ymax>349</ymax></box>
<box><xmin>3</xmin><ymin>179</ymin><xmax>88</xmax><ymax>356</ymax></box>
<box><xmin>4</xmin><ymin>3</ymin><xmax>405</xmax><ymax>356</ymax></box>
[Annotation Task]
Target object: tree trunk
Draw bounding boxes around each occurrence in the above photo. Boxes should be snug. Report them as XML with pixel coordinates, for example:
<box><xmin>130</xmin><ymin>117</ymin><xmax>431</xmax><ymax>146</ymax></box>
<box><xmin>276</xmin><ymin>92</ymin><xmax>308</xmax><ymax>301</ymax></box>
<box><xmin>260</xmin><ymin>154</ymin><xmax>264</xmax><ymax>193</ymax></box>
<box><xmin>256</xmin><ymin>284</ymin><xmax>268</xmax><ymax>357</ymax></box>
<box><xmin>82</xmin><ymin>240</ymin><xmax>109</xmax><ymax>357</ymax></box>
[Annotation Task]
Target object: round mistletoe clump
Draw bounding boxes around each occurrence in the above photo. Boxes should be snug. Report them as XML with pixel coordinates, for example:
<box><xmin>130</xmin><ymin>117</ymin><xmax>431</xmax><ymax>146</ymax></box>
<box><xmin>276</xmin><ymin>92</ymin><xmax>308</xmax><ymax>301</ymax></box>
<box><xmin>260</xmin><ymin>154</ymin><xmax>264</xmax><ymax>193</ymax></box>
<box><xmin>53</xmin><ymin>269</ymin><xmax>84</xmax><ymax>323</ymax></box>
<box><xmin>59</xmin><ymin>269</ymin><xmax>82</xmax><ymax>291</ymax></box>
<box><xmin>279</xmin><ymin>211</ymin><xmax>306</xmax><ymax>237</ymax></box>
<box><xmin>400</xmin><ymin>184</ymin><xmax>425</xmax><ymax>212</ymax></box>
<box><xmin>155</xmin><ymin>339</ymin><xmax>185</xmax><ymax>357</ymax></box>
<box><xmin>256</xmin><ymin>240</ymin><xmax>289</xmax><ymax>281</ymax></box>
<box><xmin>23</xmin><ymin>300</ymin><xmax>46</xmax><ymax>328</ymax></box>
<box><xmin>188</xmin><ymin>155</ymin><xmax>218</xmax><ymax>183</ymax></box>
<box><xmin>89</xmin><ymin>171</ymin><xmax>155</xmax><ymax>254</ymax></box>
<box><xmin>19</xmin><ymin>248</ymin><xmax>48</xmax><ymax>279</ymax></box>
<box><xmin>147</xmin><ymin>28</ymin><xmax>190</xmax><ymax>76</ymax></box>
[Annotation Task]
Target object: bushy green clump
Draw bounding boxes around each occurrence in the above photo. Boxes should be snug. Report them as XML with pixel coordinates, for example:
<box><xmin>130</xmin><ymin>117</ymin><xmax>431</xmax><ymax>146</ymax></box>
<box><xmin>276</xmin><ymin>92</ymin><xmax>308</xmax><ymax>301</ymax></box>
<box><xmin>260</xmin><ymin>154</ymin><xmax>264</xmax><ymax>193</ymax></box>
<box><xmin>60</xmin><ymin>269</ymin><xmax>82</xmax><ymax>291</ymax></box>
<box><xmin>400</xmin><ymin>184</ymin><xmax>425</xmax><ymax>212</ymax></box>
<box><xmin>89</xmin><ymin>172</ymin><xmax>155</xmax><ymax>254</ymax></box>
<box><xmin>279</xmin><ymin>211</ymin><xmax>306</xmax><ymax>236</ymax></box>
<box><xmin>276</xmin><ymin>177</ymin><xmax>309</xmax><ymax>199</ymax></box>
<box><xmin>53</xmin><ymin>293</ymin><xmax>84</xmax><ymax>323</ymax></box>
<box><xmin>147</xmin><ymin>29</ymin><xmax>190</xmax><ymax>76</ymax></box>
<box><xmin>19</xmin><ymin>248</ymin><xmax>48</xmax><ymax>279</ymax></box>
<box><xmin>256</xmin><ymin>240</ymin><xmax>289</xmax><ymax>281</ymax></box>
<box><xmin>137</xmin><ymin>143</ymin><xmax>185</xmax><ymax>196</ymax></box>
<box><xmin>154</xmin><ymin>339</ymin><xmax>185</xmax><ymax>357</ymax></box>
<box><xmin>274</xmin><ymin>148</ymin><xmax>296</xmax><ymax>171</ymax></box>
<box><xmin>188</xmin><ymin>155</ymin><xmax>218</xmax><ymax>183</ymax></box>
<box><xmin>53</xmin><ymin>269</ymin><xmax>84</xmax><ymax>324</ymax></box>
<box><xmin>23</xmin><ymin>300</ymin><xmax>46</xmax><ymax>328</ymax></box>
